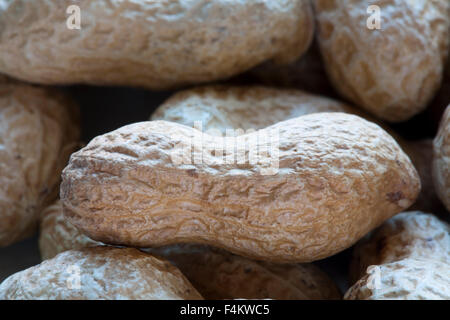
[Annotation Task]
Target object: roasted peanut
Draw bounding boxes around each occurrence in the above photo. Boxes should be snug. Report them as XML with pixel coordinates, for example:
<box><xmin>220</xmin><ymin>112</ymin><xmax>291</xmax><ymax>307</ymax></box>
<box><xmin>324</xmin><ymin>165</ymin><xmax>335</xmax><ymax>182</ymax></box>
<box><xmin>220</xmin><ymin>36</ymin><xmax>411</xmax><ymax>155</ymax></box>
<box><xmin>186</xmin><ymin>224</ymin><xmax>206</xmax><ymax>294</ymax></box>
<box><xmin>0</xmin><ymin>80</ymin><xmax>79</xmax><ymax>247</ymax></box>
<box><xmin>345</xmin><ymin>258</ymin><xmax>450</xmax><ymax>300</ymax></box>
<box><xmin>314</xmin><ymin>0</ymin><xmax>449</xmax><ymax>122</ymax></box>
<box><xmin>345</xmin><ymin>211</ymin><xmax>450</xmax><ymax>300</ymax></box>
<box><xmin>61</xmin><ymin>113</ymin><xmax>420</xmax><ymax>263</ymax></box>
<box><xmin>0</xmin><ymin>247</ymin><xmax>203</xmax><ymax>300</ymax></box>
<box><xmin>152</xmin><ymin>85</ymin><xmax>440</xmax><ymax>213</ymax></box>
<box><xmin>433</xmin><ymin>105</ymin><xmax>450</xmax><ymax>212</ymax></box>
<box><xmin>148</xmin><ymin>244</ymin><xmax>341</xmax><ymax>300</ymax></box>
<box><xmin>0</xmin><ymin>0</ymin><xmax>313</xmax><ymax>89</ymax></box>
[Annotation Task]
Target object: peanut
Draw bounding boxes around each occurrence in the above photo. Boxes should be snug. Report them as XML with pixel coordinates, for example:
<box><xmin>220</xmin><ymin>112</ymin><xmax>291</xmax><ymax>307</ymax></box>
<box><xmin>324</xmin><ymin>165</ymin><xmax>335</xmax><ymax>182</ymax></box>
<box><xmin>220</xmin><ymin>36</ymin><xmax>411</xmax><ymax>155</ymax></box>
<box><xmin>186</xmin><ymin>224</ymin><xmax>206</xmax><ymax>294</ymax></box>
<box><xmin>61</xmin><ymin>113</ymin><xmax>420</xmax><ymax>263</ymax></box>
<box><xmin>0</xmin><ymin>247</ymin><xmax>203</xmax><ymax>300</ymax></box>
<box><xmin>0</xmin><ymin>0</ymin><xmax>313</xmax><ymax>89</ymax></box>
<box><xmin>345</xmin><ymin>258</ymin><xmax>450</xmax><ymax>300</ymax></box>
<box><xmin>348</xmin><ymin>211</ymin><xmax>450</xmax><ymax>284</ymax></box>
<box><xmin>0</xmin><ymin>80</ymin><xmax>80</xmax><ymax>247</ymax></box>
<box><xmin>345</xmin><ymin>211</ymin><xmax>450</xmax><ymax>300</ymax></box>
<box><xmin>148</xmin><ymin>244</ymin><xmax>341</xmax><ymax>300</ymax></box>
<box><xmin>432</xmin><ymin>105</ymin><xmax>450</xmax><ymax>212</ymax></box>
<box><xmin>152</xmin><ymin>85</ymin><xmax>440</xmax><ymax>213</ymax></box>
<box><xmin>313</xmin><ymin>0</ymin><xmax>449</xmax><ymax>122</ymax></box>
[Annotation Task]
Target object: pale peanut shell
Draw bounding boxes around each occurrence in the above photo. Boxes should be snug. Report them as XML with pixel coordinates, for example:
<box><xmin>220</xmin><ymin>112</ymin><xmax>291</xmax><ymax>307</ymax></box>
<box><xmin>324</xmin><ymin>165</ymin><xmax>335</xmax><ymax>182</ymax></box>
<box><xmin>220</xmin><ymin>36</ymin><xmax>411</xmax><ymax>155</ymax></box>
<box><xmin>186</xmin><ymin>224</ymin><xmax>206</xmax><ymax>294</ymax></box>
<box><xmin>152</xmin><ymin>85</ymin><xmax>438</xmax><ymax>213</ymax></box>
<box><xmin>349</xmin><ymin>211</ymin><xmax>450</xmax><ymax>285</ymax></box>
<box><xmin>148</xmin><ymin>244</ymin><xmax>341</xmax><ymax>300</ymax></box>
<box><xmin>314</xmin><ymin>0</ymin><xmax>449</xmax><ymax>122</ymax></box>
<box><xmin>0</xmin><ymin>81</ymin><xmax>79</xmax><ymax>247</ymax></box>
<box><xmin>0</xmin><ymin>247</ymin><xmax>203</xmax><ymax>300</ymax></box>
<box><xmin>61</xmin><ymin>113</ymin><xmax>420</xmax><ymax>262</ymax></box>
<box><xmin>345</xmin><ymin>258</ymin><xmax>450</xmax><ymax>300</ymax></box>
<box><xmin>0</xmin><ymin>0</ymin><xmax>313</xmax><ymax>89</ymax></box>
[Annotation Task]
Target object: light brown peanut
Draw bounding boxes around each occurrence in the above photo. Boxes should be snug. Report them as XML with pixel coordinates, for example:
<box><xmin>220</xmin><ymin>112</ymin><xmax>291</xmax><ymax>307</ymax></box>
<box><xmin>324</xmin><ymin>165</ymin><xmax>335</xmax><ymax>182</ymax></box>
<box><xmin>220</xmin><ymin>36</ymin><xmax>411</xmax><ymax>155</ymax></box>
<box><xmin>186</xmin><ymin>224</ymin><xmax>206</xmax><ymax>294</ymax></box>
<box><xmin>0</xmin><ymin>0</ymin><xmax>313</xmax><ymax>89</ymax></box>
<box><xmin>345</xmin><ymin>211</ymin><xmax>450</xmax><ymax>300</ymax></box>
<box><xmin>314</xmin><ymin>0</ymin><xmax>449</xmax><ymax>122</ymax></box>
<box><xmin>61</xmin><ymin>113</ymin><xmax>420</xmax><ymax>263</ymax></box>
<box><xmin>0</xmin><ymin>80</ymin><xmax>80</xmax><ymax>247</ymax></box>
<box><xmin>152</xmin><ymin>85</ymin><xmax>440</xmax><ymax>213</ymax></box>
<box><xmin>0</xmin><ymin>247</ymin><xmax>203</xmax><ymax>300</ymax></box>
<box><xmin>148</xmin><ymin>244</ymin><xmax>341</xmax><ymax>300</ymax></box>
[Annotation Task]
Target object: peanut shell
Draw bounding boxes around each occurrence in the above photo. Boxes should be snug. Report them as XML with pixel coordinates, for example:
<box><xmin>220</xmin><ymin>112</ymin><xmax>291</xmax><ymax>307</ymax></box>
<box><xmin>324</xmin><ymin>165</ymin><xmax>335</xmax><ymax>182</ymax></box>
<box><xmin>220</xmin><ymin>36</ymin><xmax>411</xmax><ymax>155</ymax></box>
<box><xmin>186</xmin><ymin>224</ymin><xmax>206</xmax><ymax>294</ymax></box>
<box><xmin>61</xmin><ymin>113</ymin><xmax>420</xmax><ymax>262</ymax></box>
<box><xmin>0</xmin><ymin>0</ymin><xmax>313</xmax><ymax>89</ymax></box>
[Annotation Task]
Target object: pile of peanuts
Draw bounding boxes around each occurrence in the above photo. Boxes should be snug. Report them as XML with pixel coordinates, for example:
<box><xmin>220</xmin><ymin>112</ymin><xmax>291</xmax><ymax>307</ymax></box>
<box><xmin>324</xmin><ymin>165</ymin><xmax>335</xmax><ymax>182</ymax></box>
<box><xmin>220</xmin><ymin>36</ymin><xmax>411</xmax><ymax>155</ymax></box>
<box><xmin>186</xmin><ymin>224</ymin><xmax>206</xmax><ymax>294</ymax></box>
<box><xmin>0</xmin><ymin>0</ymin><xmax>449</xmax><ymax>300</ymax></box>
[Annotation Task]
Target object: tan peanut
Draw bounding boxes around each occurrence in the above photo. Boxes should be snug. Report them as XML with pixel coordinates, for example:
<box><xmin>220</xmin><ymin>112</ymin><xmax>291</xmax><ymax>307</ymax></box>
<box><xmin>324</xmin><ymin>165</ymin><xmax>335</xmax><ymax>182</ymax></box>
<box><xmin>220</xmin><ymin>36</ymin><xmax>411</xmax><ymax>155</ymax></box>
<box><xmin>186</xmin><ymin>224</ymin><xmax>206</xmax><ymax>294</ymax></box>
<box><xmin>345</xmin><ymin>212</ymin><xmax>450</xmax><ymax>300</ymax></box>
<box><xmin>0</xmin><ymin>247</ymin><xmax>203</xmax><ymax>300</ymax></box>
<box><xmin>148</xmin><ymin>244</ymin><xmax>341</xmax><ymax>300</ymax></box>
<box><xmin>152</xmin><ymin>85</ymin><xmax>440</xmax><ymax>213</ymax></box>
<box><xmin>313</xmin><ymin>0</ymin><xmax>450</xmax><ymax>122</ymax></box>
<box><xmin>433</xmin><ymin>105</ymin><xmax>450</xmax><ymax>212</ymax></box>
<box><xmin>348</xmin><ymin>211</ymin><xmax>450</xmax><ymax>284</ymax></box>
<box><xmin>345</xmin><ymin>258</ymin><xmax>450</xmax><ymax>300</ymax></box>
<box><xmin>0</xmin><ymin>80</ymin><xmax>80</xmax><ymax>247</ymax></box>
<box><xmin>345</xmin><ymin>211</ymin><xmax>450</xmax><ymax>300</ymax></box>
<box><xmin>0</xmin><ymin>0</ymin><xmax>313</xmax><ymax>89</ymax></box>
<box><xmin>61</xmin><ymin>113</ymin><xmax>420</xmax><ymax>263</ymax></box>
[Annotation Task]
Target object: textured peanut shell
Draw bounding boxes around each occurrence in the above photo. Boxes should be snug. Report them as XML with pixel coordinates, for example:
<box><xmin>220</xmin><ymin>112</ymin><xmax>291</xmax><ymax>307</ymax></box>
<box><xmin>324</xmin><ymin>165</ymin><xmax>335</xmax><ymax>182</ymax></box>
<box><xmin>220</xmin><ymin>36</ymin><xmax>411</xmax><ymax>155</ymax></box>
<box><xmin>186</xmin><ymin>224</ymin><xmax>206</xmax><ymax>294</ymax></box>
<box><xmin>61</xmin><ymin>113</ymin><xmax>420</xmax><ymax>262</ymax></box>
<box><xmin>148</xmin><ymin>244</ymin><xmax>341</xmax><ymax>300</ymax></box>
<box><xmin>0</xmin><ymin>81</ymin><xmax>80</xmax><ymax>247</ymax></box>
<box><xmin>349</xmin><ymin>211</ymin><xmax>450</xmax><ymax>285</ymax></box>
<box><xmin>314</xmin><ymin>0</ymin><xmax>450</xmax><ymax>122</ymax></box>
<box><xmin>152</xmin><ymin>85</ymin><xmax>437</xmax><ymax>213</ymax></box>
<box><xmin>39</xmin><ymin>200</ymin><xmax>99</xmax><ymax>260</ymax></box>
<box><xmin>38</xmin><ymin>204</ymin><xmax>341</xmax><ymax>300</ymax></box>
<box><xmin>432</xmin><ymin>105</ymin><xmax>450</xmax><ymax>212</ymax></box>
<box><xmin>345</xmin><ymin>258</ymin><xmax>450</xmax><ymax>300</ymax></box>
<box><xmin>0</xmin><ymin>247</ymin><xmax>203</xmax><ymax>300</ymax></box>
<box><xmin>0</xmin><ymin>0</ymin><xmax>313</xmax><ymax>89</ymax></box>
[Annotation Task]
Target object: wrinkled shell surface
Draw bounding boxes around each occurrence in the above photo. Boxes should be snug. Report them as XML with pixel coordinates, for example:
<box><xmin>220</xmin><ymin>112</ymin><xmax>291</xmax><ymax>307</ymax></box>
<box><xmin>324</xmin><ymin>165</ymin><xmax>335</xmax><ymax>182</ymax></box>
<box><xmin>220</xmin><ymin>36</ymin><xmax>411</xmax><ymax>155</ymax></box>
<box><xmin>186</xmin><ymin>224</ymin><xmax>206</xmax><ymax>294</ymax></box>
<box><xmin>345</xmin><ymin>258</ymin><xmax>450</xmax><ymax>300</ymax></box>
<box><xmin>0</xmin><ymin>0</ymin><xmax>313</xmax><ymax>89</ymax></box>
<box><xmin>433</xmin><ymin>105</ymin><xmax>450</xmax><ymax>211</ymax></box>
<box><xmin>314</xmin><ymin>0</ymin><xmax>450</xmax><ymax>122</ymax></box>
<box><xmin>152</xmin><ymin>85</ymin><xmax>436</xmax><ymax>213</ymax></box>
<box><xmin>0</xmin><ymin>247</ymin><xmax>203</xmax><ymax>300</ymax></box>
<box><xmin>349</xmin><ymin>211</ymin><xmax>450</xmax><ymax>284</ymax></box>
<box><xmin>148</xmin><ymin>244</ymin><xmax>341</xmax><ymax>300</ymax></box>
<box><xmin>61</xmin><ymin>113</ymin><xmax>420</xmax><ymax>262</ymax></box>
<box><xmin>39</xmin><ymin>200</ymin><xmax>99</xmax><ymax>260</ymax></box>
<box><xmin>0</xmin><ymin>81</ymin><xmax>79</xmax><ymax>247</ymax></box>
